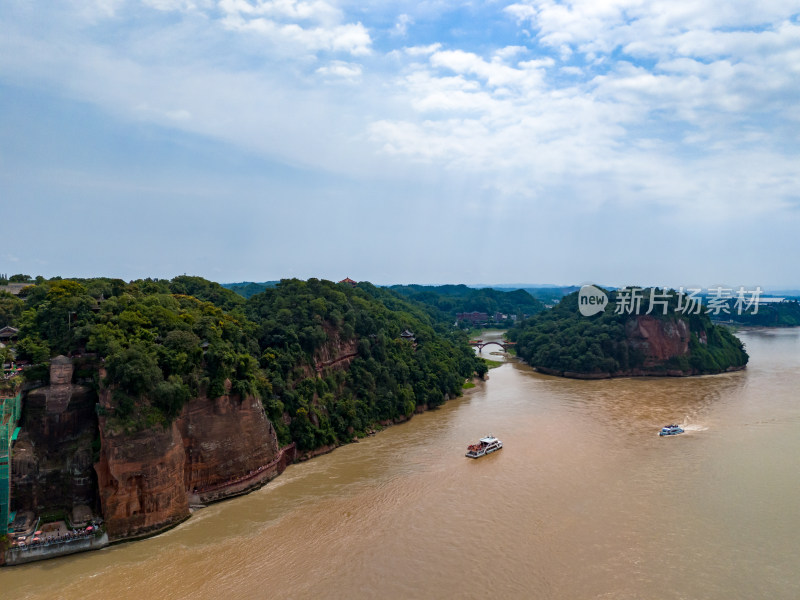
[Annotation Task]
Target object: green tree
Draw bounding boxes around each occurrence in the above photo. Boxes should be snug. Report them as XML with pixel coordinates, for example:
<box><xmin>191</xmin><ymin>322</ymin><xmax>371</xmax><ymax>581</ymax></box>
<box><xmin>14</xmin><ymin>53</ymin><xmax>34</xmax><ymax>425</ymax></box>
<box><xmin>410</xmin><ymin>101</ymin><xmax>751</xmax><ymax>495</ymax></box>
<box><xmin>0</xmin><ymin>291</ymin><xmax>24</xmax><ymax>326</ymax></box>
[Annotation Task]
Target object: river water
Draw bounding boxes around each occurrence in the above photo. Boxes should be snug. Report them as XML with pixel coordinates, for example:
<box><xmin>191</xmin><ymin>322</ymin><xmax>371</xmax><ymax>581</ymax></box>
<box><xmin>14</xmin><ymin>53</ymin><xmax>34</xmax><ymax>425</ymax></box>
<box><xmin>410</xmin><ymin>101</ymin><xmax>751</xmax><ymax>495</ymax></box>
<box><xmin>2</xmin><ymin>329</ymin><xmax>799</xmax><ymax>599</ymax></box>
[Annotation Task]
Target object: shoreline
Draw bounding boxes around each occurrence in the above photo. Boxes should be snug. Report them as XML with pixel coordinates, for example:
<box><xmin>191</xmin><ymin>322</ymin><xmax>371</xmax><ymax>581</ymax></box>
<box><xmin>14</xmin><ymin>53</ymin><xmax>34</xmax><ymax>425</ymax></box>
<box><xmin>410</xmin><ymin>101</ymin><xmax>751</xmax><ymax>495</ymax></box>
<box><xmin>718</xmin><ymin>324</ymin><xmax>800</xmax><ymax>331</ymax></box>
<box><xmin>296</xmin><ymin>375</ymin><xmax>489</xmax><ymax>461</ymax></box>
<box><xmin>532</xmin><ymin>364</ymin><xmax>747</xmax><ymax>380</ymax></box>
<box><xmin>3</xmin><ymin>375</ymin><xmax>490</xmax><ymax>568</ymax></box>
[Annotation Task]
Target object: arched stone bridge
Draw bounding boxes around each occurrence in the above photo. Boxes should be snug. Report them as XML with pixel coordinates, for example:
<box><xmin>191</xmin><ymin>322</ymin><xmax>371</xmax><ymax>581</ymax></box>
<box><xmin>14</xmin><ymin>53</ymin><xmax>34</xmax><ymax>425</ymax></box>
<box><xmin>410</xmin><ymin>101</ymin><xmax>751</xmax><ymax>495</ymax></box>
<box><xmin>469</xmin><ymin>340</ymin><xmax>516</xmax><ymax>352</ymax></box>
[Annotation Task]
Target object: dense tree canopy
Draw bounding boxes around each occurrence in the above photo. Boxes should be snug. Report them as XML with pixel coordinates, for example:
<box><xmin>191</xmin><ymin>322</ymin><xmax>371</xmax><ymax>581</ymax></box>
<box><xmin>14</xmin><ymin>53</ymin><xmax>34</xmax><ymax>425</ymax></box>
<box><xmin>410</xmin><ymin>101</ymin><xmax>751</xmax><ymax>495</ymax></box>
<box><xmin>11</xmin><ymin>277</ymin><xmax>258</xmax><ymax>431</ymax></box>
<box><xmin>9</xmin><ymin>276</ymin><xmax>482</xmax><ymax>447</ymax></box>
<box><xmin>222</xmin><ymin>281</ymin><xmax>279</xmax><ymax>299</ymax></box>
<box><xmin>0</xmin><ymin>291</ymin><xmax>24</xmax><ymax>327</ymax></box>
<box><xmin>245</xmin><ymin>279</ymin><xmax>481</xmax><ymax>449</ymax></box>
<box><xmin>721</xmin><ymin>300</ymin><xmax>800</xmax><ymax>327</ymax></box>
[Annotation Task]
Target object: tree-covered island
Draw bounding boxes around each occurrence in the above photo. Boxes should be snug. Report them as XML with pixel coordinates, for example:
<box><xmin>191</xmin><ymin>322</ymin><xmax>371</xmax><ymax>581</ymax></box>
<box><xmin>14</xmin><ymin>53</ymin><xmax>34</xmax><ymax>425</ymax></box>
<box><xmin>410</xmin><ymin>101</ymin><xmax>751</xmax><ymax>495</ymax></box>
<box><xmin>507</xmin><ymin>287</ymin><xmax>748</xmax><ymax>378</ymax></box>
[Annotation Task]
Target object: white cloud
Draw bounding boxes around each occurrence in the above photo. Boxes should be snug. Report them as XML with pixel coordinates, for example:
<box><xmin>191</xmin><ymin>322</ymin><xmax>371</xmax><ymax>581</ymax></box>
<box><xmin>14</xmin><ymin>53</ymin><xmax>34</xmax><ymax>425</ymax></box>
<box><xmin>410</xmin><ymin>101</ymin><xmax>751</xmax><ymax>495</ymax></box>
<box><xmin>359</xmin><ymin>0</ymin><xmax>800</xmax><ymax>220</ymax></box>
<box><xmin>1</xmin><ymin>0</ymin><xmax>798</xmax><ymax>229</ymax></box>
<box><xmin>222</xmin><ymin>16</ymin><xmax>371</xmax><ymax>55</ymax></box>
<box><xmin>143</xmin><ymin>0</ymin><xmax>211</xmax><ymax>11</ymax></box>
<box><xmin>316</xmin><ymin>60</ymin><xmax>362</xmax><ymax>80</ymax></box>
<box><xmin>165</xmin><ymin>108</ymin><xmax>192</xmax><ymax>120</ymax></box>
<box><xmin>493</xmin><ymin>45</ymin><xmax>527</xmax><ymax>60</ymax></box>
<box><xmin>429</xmin><ymin>50</ymin><xmax>551</xmax><ymax>90</ymax></box>
<box><xmin>218</xmin><ymin>0</ymin><xmax>342</xmax><ymax>24</ymax></box>
<box><xmin>403</xmin><ymin>43</ymin><xmax>442</xmax><ymax>56</ymax></box>
<box><xmin>393</xmin><ymin>14</ymin><xmax>413</xmax><ymax>37</ymax></box>
<box><xmin>217</xmin><ymin>0</ymin><xmax>371</xmax><ymax>55</ymax></box>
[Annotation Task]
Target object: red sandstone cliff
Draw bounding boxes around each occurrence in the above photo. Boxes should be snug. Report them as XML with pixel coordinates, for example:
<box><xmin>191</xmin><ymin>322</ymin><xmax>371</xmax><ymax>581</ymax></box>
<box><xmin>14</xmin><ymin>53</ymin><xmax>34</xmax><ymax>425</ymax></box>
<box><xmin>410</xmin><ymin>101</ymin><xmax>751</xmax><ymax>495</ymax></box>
<box><xmin>179</xmin><ymin>393</ymin><xmax>279</xmax><ymax>493</ymax></box>
<box><xmin>94</xmin><ymin>387</ymin><xmax>282</xmax><ymax>541</ymax></box>
<box><xmin>312</xmin><ymin>327</ymin><xmax>359</xmax><ymax>373</ymax></box>
<box><xmin>624</xmin><ymin>315</ymin><xmax>690</xmax><ymax>367</ymax></box>
<box><xmin>95</xmin><ymin>419</ymin><xmax>189</xmax><ymax>540</ymax></box>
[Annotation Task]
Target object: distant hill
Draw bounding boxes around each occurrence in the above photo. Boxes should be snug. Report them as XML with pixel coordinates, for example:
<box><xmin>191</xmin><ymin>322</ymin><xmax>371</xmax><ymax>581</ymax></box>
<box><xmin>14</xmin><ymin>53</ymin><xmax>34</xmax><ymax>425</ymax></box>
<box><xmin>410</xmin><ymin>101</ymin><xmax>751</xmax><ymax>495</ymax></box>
<box><xmin>222</xmin><ymin>281</ymin><xmax>279</xmax><ymax>299</ymax></box>
<box><xmin>715</xmin><ymin>299</ymin><xmax>800</xmax><ymax>327</ymax></box>
<box><xmin>473</xmin><ymin>284</ymin><xmax>583</xmax><ymax>304</ymax></box>
<box><xmin>520</xmin><ymin>286</ymin><xmax>580</xmax><ymax>304</ymax></box>
<box><xmin>387</xmin><ymin>284</ymin><xmax>545</xmax><ymax>325</ymax></box>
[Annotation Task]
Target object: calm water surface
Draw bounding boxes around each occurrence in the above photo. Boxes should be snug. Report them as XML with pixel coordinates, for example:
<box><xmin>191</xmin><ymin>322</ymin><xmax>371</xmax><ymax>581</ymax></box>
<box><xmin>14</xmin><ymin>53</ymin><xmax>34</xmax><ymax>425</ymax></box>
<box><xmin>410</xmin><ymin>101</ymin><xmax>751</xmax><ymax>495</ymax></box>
<box><xmin>2</xmin><ymin>329</ymin><xmax>799</xmax><ymax>599</ymax></box>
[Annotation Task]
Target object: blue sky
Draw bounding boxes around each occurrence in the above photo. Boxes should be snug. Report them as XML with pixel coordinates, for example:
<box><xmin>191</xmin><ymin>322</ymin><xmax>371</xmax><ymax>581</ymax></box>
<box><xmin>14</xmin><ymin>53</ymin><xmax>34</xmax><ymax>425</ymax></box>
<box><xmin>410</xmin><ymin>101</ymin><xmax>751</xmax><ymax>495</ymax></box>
<box><xmin>1</xmin><ymin>0</ymin><xmax>799</xmax><ymax>287</ymax></box>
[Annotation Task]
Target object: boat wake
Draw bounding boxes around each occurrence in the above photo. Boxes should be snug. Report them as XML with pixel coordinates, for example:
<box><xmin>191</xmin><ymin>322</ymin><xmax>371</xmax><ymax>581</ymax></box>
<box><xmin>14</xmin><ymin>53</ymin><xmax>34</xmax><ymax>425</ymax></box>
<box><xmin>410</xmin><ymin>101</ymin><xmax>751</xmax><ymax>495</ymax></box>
<box><xmin>680</xmin><ymin>419</ymin><xmax>708</xmax><ymax>432</ymax></box>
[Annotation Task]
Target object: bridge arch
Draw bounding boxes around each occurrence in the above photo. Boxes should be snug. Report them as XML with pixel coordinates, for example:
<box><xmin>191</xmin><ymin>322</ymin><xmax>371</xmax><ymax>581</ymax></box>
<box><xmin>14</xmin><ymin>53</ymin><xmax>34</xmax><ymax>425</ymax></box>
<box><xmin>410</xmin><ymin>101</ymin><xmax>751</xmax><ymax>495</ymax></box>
<box><xmin>469</xmin><ymin>340</ymin><xmax>516</xmax><ymax>352</ymax></box>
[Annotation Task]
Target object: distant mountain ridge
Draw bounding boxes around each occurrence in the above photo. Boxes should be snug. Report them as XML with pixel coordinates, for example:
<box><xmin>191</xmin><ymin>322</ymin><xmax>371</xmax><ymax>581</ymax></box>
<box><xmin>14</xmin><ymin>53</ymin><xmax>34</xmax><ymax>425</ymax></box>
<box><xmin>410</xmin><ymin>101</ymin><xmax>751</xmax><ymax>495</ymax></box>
<box><xmin>387</xmin><ymin>284</ymin><xmax>546</xmax><ymax>324</ymax></box>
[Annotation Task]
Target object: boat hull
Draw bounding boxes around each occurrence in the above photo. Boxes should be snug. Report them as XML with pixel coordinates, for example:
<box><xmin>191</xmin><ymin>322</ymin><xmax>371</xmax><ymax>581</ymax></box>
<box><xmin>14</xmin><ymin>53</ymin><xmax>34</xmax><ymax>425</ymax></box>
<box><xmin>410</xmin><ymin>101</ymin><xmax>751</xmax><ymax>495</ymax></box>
<box><xmin>659</xmin><ymin>428</ymin><xmax>684</xmax><ymax>436</ymax></box>
<box><xmin>465</xmin><ymin>442</ymin><xmax>503</xmax><ymax>458</ymax></box>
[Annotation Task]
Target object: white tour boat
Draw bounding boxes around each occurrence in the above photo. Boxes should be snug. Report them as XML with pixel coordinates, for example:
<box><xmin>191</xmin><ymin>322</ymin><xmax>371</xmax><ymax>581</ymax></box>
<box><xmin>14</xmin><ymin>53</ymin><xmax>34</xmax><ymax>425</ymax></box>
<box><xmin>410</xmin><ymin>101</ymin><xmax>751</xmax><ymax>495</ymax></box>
<box><xmin>465</xmin><ymin>435</ymin><xmax>503</xmax><ymax>458</ymax></box>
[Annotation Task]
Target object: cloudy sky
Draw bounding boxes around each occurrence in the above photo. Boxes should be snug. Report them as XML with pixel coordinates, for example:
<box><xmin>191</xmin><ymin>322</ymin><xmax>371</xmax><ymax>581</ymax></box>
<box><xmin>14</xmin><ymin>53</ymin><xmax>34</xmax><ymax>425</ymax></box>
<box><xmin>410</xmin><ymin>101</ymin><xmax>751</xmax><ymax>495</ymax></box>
<box><xmin>2</xmin><ymin>0</ymin><xmax>799</xmax><ymax>288</ymax></box>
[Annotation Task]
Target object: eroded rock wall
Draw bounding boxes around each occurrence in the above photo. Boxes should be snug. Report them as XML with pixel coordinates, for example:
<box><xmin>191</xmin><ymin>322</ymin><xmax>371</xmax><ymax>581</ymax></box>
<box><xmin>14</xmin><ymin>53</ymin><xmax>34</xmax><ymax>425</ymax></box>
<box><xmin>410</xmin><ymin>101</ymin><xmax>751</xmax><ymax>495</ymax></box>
<box><xmin>625</xmin><ymin>315</ymin><xmax>690</xmax><ymax>367</ymax></box>
<box><xmin>180</xmin><ymin>393</ymin><xmax>279</xmax><ymax>492</ymax></box>
<box><xmin>94</xmin><ymin>419</ymin><xmax>189</xmax><ymax>540</ymax></box>
<box><xmin>94</xmin><ymin>390</ymin><xmax>281</xmax><ymax>541</ymax></box>
<box><xmin>14</xmin><ymin>360</ymin><xmax>287</xmax><ymax>543</ymax></box>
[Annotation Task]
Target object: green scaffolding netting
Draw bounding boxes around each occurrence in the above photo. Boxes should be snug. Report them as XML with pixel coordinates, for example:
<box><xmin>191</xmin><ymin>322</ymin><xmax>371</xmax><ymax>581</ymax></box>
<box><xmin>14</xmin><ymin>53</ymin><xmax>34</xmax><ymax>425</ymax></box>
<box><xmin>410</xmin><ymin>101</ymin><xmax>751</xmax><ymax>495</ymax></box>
<box><xmin>1</xmin><ymin>390</ymin><xmax>22</xmax><ymax>531</ymax></box>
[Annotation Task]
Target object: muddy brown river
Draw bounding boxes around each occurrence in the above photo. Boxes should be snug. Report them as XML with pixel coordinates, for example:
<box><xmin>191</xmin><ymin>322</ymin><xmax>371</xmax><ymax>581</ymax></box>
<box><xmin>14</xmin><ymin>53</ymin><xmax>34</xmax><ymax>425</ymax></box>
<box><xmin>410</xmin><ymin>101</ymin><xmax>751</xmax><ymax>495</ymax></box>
<box><xmin>2</xmin><ymin>328</ymin><xmax>799</xmax><ymax>599</ymax></box>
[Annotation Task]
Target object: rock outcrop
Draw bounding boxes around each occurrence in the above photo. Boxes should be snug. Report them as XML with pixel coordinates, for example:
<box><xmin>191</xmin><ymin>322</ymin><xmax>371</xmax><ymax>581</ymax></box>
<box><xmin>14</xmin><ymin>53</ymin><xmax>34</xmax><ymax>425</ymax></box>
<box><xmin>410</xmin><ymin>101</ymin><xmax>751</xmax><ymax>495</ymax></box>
<box><xmin>95</xmin><ymin>419</ymin><xmax>189</xmax><ymax>540</ymax></box>
<box><xmin>94</xmin><ymin>386</ymin><xmax>283</xmax><ymax>541</ymax></box>
<box><xmin>624</xmin><ymin>315</ymin><xmax>690</xmax><ymax>367</ymax></box>
<box><xmin>311</xmin><ymin>327</ymin><xmax>359</xmax><ymax>374</ymax></box>
<box><xmin>180</xmin><ymin>393</ymin><xmax>279</xmax><ymax>496</ymax></box>
<box><xmin>12</xmin><ymin>357</ymin><xmax>289</xmax><ymax>543</ymax></box>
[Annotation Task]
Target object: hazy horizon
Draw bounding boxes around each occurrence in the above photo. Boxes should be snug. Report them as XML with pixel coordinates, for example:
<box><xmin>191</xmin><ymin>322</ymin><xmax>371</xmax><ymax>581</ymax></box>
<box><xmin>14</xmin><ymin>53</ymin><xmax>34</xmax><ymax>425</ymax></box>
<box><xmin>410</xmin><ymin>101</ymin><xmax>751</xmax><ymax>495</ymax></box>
<box><xmin>4</xmin><ymin>274</ymin><xmax>800</xmax><ymax>295</ymax></box>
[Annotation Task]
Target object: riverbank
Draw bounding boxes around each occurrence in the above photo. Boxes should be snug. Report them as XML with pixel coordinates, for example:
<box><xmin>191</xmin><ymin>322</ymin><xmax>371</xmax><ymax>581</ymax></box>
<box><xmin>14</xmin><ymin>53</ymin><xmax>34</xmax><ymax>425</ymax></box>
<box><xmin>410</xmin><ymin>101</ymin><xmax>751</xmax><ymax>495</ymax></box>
<box><xmin>2</xmin><ymin>329</ymin><xmax>799</xmax><ymax>600</ymax></box>
<box><xmin>533</xmin><ymin>364</ymin><xmax>747</xmax><ymax>379</ymax></box>
<box><xmin>188</xmin><ymin>443</ymin><xmax>297</xmax><ymax>506</ymax></box>
<box><xmin>298</xmin><ymin>377</ymin><xmax>488</xmax><ymax>460</ymax></box>
<box><xmin>2</xmin><ymin>374</ymin><xmax>490</xmax><ymax>567</ymax></box>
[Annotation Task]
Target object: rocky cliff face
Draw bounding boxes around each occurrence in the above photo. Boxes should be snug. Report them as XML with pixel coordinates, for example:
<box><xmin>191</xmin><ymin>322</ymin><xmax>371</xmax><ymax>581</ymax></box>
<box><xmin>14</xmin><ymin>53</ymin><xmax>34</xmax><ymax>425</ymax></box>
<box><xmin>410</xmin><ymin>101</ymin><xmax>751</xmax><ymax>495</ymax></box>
<box><xmin>12</xmin><ymin>357</ymin><xmax>98</xmax><ymax>514</ymax></box>
<box><xmin>12</xmin><ymin>357</ymin><xmax>285</xmax><ymax>542</ymax></box>
<box><xmin>94</xmin><ymin>386</ymin><xmax>281</xmax><ymax>541</ymax></box>
<box><xmin>624</xmin><ymin>315</ymin><xmax>690</xmax><ymax>367</ymax></box>
<box><xmin>180</xmin><ymin>393</ymin><xmax>279</xmax><ymax>493</ymax></box>
<box><xmin>94</xmin><ymin>419</ymin><xmax>189</xmax><ymax>540</ymax></box>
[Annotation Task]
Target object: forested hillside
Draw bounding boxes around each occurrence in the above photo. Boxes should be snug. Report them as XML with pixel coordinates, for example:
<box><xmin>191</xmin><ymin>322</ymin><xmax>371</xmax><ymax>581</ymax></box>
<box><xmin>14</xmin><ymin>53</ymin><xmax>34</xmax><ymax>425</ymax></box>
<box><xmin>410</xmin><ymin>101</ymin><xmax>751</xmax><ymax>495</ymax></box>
<box><xmin>244</xmin><ymin>280</ymin><xmax>481</xmax><ymax>449</ymax></box>
<box><xmin>388</xmin><ymin>284</ymin><xmax>545</xmax><ymax>324</ymax></box>
<box><xmin>718</xmin><ymin>299</ymin><xmax>800</xmax><ymax>327</ymax></box>
<box><xmin>4</xmin><ymin>276</ymin><xmax>482</xmax><ymax>450</ymax></box>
